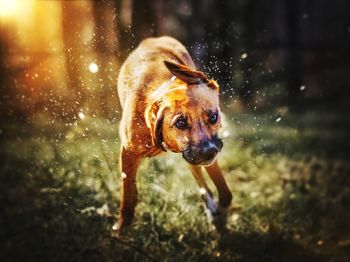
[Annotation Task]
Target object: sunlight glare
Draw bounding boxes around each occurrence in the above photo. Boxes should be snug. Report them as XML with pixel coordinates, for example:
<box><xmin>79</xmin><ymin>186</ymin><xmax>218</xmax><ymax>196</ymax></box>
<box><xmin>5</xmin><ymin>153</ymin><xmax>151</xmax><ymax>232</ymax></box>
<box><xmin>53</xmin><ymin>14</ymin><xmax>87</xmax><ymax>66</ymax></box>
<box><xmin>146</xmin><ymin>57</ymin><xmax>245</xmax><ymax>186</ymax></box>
<box><xmin>0</xmin><ymin>0</ymin><xmax>19</xmax><ymax>18</ymax></box>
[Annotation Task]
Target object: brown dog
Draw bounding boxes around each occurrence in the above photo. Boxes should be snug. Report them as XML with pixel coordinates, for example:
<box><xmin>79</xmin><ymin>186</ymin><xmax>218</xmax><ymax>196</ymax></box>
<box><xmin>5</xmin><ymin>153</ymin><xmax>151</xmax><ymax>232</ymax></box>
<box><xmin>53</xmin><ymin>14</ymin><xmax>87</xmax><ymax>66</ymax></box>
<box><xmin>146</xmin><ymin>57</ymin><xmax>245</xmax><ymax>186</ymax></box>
<box><xmin>115</xmin><ymin>36</ymin><xmax>232</xmax><ymax>234</ymax></box>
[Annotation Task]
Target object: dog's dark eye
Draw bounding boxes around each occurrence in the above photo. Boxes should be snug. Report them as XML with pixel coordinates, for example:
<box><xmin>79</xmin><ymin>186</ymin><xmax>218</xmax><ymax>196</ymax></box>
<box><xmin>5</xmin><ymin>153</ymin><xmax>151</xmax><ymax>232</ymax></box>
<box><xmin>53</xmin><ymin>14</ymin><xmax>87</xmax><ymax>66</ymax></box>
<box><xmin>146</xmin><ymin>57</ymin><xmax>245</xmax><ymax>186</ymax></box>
<box><xmin>175</xmin><ymin>118</ymin><xmax>188</xmax><ymax>130</ymax></box>
<box><xmin>209</xmin><ymin>113</ymin><xmax>218</xmax><ymax>124</ymax></box>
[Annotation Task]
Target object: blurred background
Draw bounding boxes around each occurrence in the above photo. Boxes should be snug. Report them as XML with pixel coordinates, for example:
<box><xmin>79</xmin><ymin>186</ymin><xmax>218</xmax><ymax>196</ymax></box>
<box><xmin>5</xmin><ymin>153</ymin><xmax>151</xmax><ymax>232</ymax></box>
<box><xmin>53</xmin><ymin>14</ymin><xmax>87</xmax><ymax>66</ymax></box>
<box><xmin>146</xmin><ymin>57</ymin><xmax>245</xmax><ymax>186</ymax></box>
<box><xmin>1</xmin><ymin>0</ymin><xmax>350</xmax><ymax>120</ymax></box>
<box><xmin>1</xmin><ymin>1</ymin><xmax>350</xmax><ymax>261</ymax></box>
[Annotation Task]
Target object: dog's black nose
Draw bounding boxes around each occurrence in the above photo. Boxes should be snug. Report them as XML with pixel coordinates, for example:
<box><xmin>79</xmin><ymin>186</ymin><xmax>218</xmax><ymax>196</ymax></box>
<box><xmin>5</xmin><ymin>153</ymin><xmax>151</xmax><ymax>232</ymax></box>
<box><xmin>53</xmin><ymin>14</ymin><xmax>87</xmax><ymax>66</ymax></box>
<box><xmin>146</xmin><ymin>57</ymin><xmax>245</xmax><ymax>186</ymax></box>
<box><xmin>182</xmin><ymin>136</ymin><xmax>222</xmax><ymax>165</ymax></box>
<box><xmin>199</xmin><ymin>140</ymin><xmax>219</xmax><ymax>159</ymax></box>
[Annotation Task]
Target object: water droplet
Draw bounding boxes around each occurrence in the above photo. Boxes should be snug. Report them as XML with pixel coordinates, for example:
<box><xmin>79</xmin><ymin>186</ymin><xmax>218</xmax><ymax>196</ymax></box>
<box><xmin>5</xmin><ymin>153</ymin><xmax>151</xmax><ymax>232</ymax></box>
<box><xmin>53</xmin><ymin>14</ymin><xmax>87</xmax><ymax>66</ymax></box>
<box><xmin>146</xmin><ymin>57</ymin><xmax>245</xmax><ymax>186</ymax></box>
<box><xmin>240</xmin><ymin>53</ymin><xmax>248</xmax><ymax>59</ymax></box>
<box><xmin>88</xmin><ymin>62</ymin><xmax>99</xmax><ymax>73</ymax></box>
<box><xmin>78</xmin><ymin>112</ymin><xmax>85</xmax><ymax>120</ymax></box>
<box><xmin>199</xmin><ymin>187</ymin><xmax>206</xmax><ymax>195</ymax></box>
<box><xmin>222</xmin><ymin>130</ymin><xmax>230</xmax><ymax>138</ymax></box>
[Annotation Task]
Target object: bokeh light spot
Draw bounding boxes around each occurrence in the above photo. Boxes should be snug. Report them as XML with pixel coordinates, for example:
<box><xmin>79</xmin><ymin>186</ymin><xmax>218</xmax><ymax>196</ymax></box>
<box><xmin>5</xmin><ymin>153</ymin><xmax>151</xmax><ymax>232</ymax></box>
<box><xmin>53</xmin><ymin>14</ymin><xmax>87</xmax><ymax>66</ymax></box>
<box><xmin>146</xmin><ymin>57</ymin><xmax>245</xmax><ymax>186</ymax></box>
<box><xmin>88</xmin><ymin>62</ymin><xmax>99</xmax><ymax>73</ymax></box>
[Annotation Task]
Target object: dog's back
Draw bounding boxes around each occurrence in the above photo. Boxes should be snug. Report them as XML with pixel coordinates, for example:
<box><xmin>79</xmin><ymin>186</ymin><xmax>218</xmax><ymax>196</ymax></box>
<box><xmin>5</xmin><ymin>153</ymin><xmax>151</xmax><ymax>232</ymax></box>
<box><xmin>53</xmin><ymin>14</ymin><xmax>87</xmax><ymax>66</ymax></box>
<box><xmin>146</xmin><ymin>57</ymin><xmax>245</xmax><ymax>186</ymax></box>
<box><xmin>117</xmin><ymin>36</ymin><xmax>195</xmax><ymax>108</ymax></box>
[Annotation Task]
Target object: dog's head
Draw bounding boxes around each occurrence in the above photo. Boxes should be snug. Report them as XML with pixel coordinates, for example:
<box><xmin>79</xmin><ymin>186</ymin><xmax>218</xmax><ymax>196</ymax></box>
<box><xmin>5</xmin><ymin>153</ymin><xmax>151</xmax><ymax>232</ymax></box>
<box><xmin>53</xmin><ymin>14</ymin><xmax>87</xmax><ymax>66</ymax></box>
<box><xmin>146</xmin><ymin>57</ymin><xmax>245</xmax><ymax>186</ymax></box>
<box><xmin>145</xmin><ymin>61</ymin><xmax>223</xmax><ymax>165</ymax></box>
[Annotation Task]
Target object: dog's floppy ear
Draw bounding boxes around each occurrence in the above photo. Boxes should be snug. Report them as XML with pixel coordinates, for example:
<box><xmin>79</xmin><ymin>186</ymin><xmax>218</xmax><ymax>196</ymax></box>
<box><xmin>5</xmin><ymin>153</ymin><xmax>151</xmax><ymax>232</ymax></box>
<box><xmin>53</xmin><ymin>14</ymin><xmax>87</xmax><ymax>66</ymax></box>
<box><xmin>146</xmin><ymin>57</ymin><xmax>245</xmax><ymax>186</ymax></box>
<box><xmin>207</xmin><ymin>79</ymin><xmax>219</xmax><ymax>92</ymax></box>
<box><xmin>164</xmin><ymin>61</ymin><xmax>204</xmax><ymax>83</ymax></box>
<box><xmin>164</xmin><ymin>60</ymin><xmax>206</xmax><ymax>85</ymax></box>
<box><xmin>145</xmin><ymin>101</ymin><xmax>167</xmax><ymax>151</ymax></box>
<box><xmin>164</xmin><ymin>60</ymin><xmax>219</xmax><ymax>91</ymax></box>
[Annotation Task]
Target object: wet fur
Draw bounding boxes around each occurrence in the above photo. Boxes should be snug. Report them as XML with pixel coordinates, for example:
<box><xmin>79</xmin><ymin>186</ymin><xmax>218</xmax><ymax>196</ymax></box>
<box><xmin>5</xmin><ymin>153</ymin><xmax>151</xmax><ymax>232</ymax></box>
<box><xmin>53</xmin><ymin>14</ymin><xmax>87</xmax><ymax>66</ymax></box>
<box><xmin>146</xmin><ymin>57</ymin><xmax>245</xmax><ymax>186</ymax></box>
<box><xmin>116</xmin><ymin>36</ymin><xmax>232</xmax><ymax>234</ymax></box>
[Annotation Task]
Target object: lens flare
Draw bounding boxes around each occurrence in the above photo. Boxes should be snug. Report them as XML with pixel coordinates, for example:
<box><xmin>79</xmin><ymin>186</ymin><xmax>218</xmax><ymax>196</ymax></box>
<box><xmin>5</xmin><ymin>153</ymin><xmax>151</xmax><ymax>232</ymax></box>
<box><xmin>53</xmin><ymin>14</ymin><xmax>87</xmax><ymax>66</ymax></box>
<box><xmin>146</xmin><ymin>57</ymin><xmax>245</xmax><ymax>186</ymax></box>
<box><xmin>0</xmin><ymin>0</ymin><xmax>19</xmax><ymax>18</ymax></box>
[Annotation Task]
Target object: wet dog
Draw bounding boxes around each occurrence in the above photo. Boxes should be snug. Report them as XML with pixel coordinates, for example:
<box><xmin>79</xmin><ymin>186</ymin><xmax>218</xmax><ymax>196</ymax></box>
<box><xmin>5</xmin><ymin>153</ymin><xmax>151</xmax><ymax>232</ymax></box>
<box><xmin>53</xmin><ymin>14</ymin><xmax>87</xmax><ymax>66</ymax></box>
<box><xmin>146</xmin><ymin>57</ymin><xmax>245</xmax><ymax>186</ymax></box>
<box><xmin>115</xmin><ymin>36</ymin><xmax>232</xmax><ymax>234</ymax></box>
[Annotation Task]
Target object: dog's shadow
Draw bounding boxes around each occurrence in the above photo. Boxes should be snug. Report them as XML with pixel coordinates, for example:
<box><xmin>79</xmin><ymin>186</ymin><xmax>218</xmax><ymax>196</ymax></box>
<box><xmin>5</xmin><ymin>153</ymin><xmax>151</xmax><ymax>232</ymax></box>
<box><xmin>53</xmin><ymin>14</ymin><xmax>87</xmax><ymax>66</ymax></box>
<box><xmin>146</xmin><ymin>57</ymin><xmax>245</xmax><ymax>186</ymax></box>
<box><xmin>216</xmin><ymin>230</ymin><xmax>328</xmax><ymax>262</ymax></box>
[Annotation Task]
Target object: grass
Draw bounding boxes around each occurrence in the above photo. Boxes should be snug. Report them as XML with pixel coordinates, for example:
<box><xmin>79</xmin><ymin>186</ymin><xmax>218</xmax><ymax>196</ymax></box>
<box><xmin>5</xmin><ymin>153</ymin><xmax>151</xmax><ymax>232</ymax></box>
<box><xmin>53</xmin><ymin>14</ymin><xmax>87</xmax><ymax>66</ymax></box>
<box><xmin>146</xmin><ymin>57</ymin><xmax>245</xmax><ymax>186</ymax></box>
<box><xmin>0</xmin><ymin>108</ymin><xmax>349</xmax><ymax>261</ymax></box>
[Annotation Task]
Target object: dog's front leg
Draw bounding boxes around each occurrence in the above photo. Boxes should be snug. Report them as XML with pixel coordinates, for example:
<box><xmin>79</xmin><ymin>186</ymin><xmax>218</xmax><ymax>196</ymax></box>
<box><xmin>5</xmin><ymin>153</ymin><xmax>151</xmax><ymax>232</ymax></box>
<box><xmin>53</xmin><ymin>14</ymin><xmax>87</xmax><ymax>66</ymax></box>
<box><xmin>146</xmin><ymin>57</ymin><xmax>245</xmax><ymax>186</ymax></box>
<box><xmin>205</xmin><ymin>160</ymin><xmax>232</xmax><ymax>207</ymax></box>
<box><xmin>205</xmin><ymin>160</ymin><xmax>232</xmax><ymax>232</ymax></box>
<box><xmin>113</xmin><ymin>147</ymin><xmax>141</xmax><ymax>235</ymax></box>
<box><xmin>190</xmin><ymin>165</ymin><xmax>217</xmax><ymax>215</ymax></box>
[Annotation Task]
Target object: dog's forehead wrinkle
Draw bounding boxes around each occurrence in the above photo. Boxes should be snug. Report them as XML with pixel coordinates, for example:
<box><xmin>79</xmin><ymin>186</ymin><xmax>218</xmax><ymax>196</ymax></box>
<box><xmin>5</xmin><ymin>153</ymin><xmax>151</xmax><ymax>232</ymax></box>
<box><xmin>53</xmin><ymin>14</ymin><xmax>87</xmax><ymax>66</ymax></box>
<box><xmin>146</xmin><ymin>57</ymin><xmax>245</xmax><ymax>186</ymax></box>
<box><xmin>188</xmin><ymin>87</ymin><xmax>218</xmax><ymax>107</ymax></box>
<box><xmin>196</xmin><ymin>120</ymin><xmax>205</xmax><ymax>132</ymax></box>
<box><xmin>150</xmin><ymin>80</ymin><xmax>187</xmax><ymax>101</ymax></box>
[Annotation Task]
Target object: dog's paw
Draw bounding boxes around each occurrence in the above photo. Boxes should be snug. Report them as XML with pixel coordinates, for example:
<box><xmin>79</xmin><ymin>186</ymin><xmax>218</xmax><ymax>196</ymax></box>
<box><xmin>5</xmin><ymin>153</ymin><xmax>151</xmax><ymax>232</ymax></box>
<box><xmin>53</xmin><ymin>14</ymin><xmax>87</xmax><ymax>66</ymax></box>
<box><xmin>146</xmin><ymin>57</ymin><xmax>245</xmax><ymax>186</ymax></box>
<box><xmin>111</xmin><ymin>222</ymin><xmax>130</xmax><ymax>238</ymax></box>
<box><xmin>206</xmin><ymin>205</ymin><xmax>230</xmax><ymax>233</ymax></box>
<box><xmin>111</xmin><ymin>223</ymin><xmax>122</xmax><ymax>238</ymax></box>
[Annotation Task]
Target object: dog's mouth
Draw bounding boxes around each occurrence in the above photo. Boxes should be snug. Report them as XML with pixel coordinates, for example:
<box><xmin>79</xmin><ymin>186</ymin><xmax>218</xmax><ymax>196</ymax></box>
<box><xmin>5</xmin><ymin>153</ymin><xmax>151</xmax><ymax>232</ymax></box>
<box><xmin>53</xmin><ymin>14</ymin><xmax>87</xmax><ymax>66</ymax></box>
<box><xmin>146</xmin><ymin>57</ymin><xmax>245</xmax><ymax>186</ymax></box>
<box><xmin>182</xmin><ymin>136</ymin><xmax>223</xmax><ymax>166</ymax></box>
<box><xmin>182</xmin><ymin>152</ymin><xmax>218</xmax><ymax>166</ymax></box>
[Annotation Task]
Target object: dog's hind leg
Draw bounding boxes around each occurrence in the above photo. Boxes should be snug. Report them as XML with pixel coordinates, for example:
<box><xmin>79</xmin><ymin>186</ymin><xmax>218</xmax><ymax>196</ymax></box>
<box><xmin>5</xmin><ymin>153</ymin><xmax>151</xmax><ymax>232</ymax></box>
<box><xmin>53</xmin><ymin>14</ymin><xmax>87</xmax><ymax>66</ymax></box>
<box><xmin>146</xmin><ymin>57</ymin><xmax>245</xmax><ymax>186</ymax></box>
<box><xmin>113</xmin><ymin>147</ymin><xmax>142</xmax><ymax>235</ymax></box>
<box><xmin>205</xmin><ymin>160</ymin><xmax>232</xmax><ymax>232</ymax></box>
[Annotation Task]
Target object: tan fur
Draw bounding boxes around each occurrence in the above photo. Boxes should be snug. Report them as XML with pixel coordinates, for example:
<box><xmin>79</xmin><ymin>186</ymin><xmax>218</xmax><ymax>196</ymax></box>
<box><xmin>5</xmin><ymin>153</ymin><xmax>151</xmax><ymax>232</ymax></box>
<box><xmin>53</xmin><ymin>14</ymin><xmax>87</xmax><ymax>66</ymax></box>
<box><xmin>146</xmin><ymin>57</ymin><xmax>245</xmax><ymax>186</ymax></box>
<box><xmin>115</xmin><ymin>36</ymin><xmax>232</xmax><ymax>234</ymax></box>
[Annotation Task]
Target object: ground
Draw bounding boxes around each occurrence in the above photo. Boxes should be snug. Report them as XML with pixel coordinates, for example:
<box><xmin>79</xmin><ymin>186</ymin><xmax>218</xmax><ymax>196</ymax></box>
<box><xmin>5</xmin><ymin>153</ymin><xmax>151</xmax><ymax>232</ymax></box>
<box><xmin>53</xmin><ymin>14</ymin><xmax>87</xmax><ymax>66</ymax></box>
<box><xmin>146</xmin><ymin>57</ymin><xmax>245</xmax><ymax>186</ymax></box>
<box><xmin>0</xmin><ymin>106</ymin><xmax>349</xmax><ymax>261</ymax></box>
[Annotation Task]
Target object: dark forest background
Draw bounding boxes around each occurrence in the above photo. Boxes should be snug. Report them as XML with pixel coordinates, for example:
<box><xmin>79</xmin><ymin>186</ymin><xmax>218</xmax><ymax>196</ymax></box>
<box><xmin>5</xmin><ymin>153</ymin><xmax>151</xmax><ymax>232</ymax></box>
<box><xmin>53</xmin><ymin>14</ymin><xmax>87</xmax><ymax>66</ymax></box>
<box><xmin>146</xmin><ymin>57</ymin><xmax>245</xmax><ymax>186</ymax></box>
<box><xmin>1</xmin><ymin>0</ymin><xmax>350</xmax><ymax>120</ymax></box>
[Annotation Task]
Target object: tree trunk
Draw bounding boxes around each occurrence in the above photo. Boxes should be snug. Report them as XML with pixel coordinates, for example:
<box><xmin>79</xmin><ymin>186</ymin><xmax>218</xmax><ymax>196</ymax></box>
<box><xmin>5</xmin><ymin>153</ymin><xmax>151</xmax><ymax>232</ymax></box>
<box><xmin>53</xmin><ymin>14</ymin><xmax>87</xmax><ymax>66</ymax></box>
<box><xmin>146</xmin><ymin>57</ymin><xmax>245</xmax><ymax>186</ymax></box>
<box><xmin>286</xmin><ymin>0</ymin><xmax>301</xmax><ymax>106</ymax></box>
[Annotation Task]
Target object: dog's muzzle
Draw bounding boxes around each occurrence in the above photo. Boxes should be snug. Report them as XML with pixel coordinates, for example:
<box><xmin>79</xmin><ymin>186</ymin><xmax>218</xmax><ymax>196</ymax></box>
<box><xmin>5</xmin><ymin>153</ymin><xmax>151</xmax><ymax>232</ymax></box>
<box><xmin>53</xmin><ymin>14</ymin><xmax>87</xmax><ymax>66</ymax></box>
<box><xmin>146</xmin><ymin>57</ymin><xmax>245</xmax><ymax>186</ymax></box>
<box><xmin>182</xmin><ymin>135</ymin><xmax>223</xmax><ymax>165</ymax></box>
